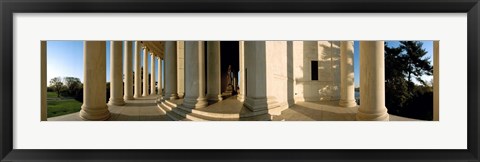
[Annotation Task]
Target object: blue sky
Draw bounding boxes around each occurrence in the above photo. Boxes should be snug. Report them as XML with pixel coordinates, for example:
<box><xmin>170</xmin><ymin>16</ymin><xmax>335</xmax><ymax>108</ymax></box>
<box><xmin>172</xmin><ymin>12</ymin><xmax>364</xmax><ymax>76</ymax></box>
<box><xmin>353</xmin><ymin>41</ymin><xmax>433</xmax><ymax>87</ymax></box>
<box><xmin>46</xmin><ymin>41</ymin><xmax>433</xmax><ymax>87</ymax></box>
<box><xmin>47</xmin><ymin>41</ymin><xmax>163</xmax><ymax>86</ymax></box>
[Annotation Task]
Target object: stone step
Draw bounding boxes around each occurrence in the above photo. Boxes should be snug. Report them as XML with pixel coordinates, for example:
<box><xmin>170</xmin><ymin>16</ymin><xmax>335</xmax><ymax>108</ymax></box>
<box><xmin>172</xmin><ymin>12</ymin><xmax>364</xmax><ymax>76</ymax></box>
<box><xmin>240</xmin><ymin>113</ymin><xmax>273</xmax><ymax>121</ymax></box>
<box><xmin>174</xmin><ymin>109</ymin><xmax>209</xmax><ymax>121</ymax></box>
<box><xmin>267</xmin><ymin>100</ymin><xmax>281</xmax><ymax>109</ymax></box>
<box><xmin>159</xmin><ymin>102</ymin><xmax>173</xmax><ymax>111</ymax></box>
<box><xmin>164</xmin><ymin>100</ymin><xmax>178</xmax><ymax>108</ymax></box>
<box><xmin>158</xmin><ymin>102</ymin><xmax>190</xmax><ymax>121</ymax></box>
<box><xmin>178</xmin><ymin>103</ymin><xmax>285</xmax><ymax>120</ymax></box>
<box><xmin>177</xmin><ymin>106</ymin><xmax>240</xmax><ymax>119</ymax></box>
<box><xmin>159</xmin><ymin>101</ymin><xmax>207</xmax><ymax>121</ymax></box>
<box><xmin>159</xmin><ymin>100</ymin><xmax>284</xmax><ymax>121</ymax></box>
<box><xmin>267</xmin><ymin>102</ymin><xmax>289</xmax><ymax>116</ymax></box>
<box><xmin>176</xmin><ymin>105</ymin><xmax>239</xmax><ymax>121</ymax></box>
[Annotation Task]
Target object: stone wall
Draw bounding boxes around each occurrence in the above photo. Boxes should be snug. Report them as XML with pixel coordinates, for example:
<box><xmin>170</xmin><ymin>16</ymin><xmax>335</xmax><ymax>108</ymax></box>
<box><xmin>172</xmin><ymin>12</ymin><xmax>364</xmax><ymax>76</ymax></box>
<box><xmin>265</xmin><ymin>41</ymin><xmax>289</xmax><ymax>107</ymax></box>
<box><xmin>292</xmin><ymin>41</ymin><xmax>341</xmax><ymax>102</ymax></box>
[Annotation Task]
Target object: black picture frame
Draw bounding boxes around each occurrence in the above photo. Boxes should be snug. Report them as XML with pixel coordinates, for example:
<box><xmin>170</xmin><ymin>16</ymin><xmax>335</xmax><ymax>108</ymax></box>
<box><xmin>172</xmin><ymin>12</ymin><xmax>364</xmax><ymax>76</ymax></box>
<box><xmin>1</xmin><ymin>0</ymin><xmax>479</xmax><ymax>161</ymax></box>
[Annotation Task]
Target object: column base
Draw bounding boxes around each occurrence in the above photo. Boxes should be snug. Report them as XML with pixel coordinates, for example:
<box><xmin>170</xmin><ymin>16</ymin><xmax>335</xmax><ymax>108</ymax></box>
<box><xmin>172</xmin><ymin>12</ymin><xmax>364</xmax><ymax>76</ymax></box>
<box><xmin>124</xmin><ymin>96</ymin><xmax>134</xmax><ymax>100</ymax></box>
<box><xmin>288</xmin><ymin>98</ymin><xmax>295</xmax><ymax>107</ymax></box>
<box><xmin>339</xmin><ymin>99</ymin><xmax>357</xmax><ymax>107</ymax></box>
<box><xmin>356</xmin><ymin>108</ymin><xmax>389</xmax><ymax>121</ymax></box>
<box><xmin>183</xmin><ymin>96</ymin><xmax>208</xmax><ymax>109</ymax></box>
<box><xmin>166</xmin><ymin>93</ymin><xmax>179</xmax><ymax>100</ymax></box>
<box><xmin>178</xmin><ymin>92</ymin><xmax>185</xmax><ymax>99</ymax></box>
<box><xmin>237</xmin><ymin>94</ymin><xmax>245</xmax><ymax>102</ymax></box>
<box><xmin>207</xmin><ymin>94</ymin><xmax>223</xmax><ymax>101</ymax></box>
<box><xmin>134</xmin><ymin>93</ymin><xmax>141</xmax><ymax>99</ymax></box>
<box><xmin>156</xmin><ymin>95</ymin><xmax>164</xmax><ymax>103</ymax></box>
<box><xmin>108</xmin><ymin>98</ymin><xmax>126</xmax><ymax>106</ymax></box>
<box><xmin>79</xmin><ymin>105</ymin><xmax>110</xmax><ymax>121</ymax></box>
<box><xmin>244</xmin><ymin>97</ymin><xmax>279</xmax><ymax>112</ymax></box>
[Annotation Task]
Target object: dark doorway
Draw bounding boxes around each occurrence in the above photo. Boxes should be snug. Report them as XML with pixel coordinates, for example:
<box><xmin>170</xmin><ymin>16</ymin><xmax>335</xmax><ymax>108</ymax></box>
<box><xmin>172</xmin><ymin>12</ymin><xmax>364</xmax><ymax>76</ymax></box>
<box><xmin>220</xmin><ymin>41</ymin><xmax>240</xmax><ymax>94</ymax></box>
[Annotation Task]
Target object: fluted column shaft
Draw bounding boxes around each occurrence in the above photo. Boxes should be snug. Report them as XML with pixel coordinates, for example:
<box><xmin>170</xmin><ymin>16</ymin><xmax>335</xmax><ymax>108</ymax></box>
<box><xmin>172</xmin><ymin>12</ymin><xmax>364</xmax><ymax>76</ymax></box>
<box><xmin>339</xmin><ymin>41</ymin><xmax>357</xmax><ymax>107</ymax></box>
<box><xmin>165</xmin><ymin>41</ymin><xmax>179</xmax><ymax>100</ymax></box>
<box><xmin>124</xmin><ymin>41</ymin><xmax>134</xmax><ymax>100</ymax></box>
<box><xmin>80</xmin><ymin>41</ymin><xmax>110</xmax><ymax>120</ymax></box>
<box><xmin>183</xmin><ymin>41</ymin><xmax>208</xmax><ymax>108</ymax></box>
<box><xmin>108</xmin><ymin>41</ymin><xmax>126</xmax><ymax>106</ymax></box>
<box><xmin>142</xmin><ymin>47</ymin><xmax>149</xmax><ymax>96</ymax></box>
<box><xmin>243</xmin><ymin>41</ymin><xmax>268</xmax><ymax>112</ymax></box>
<box><xmin>134</xmin><ymin>41</ymin><xmax>142</xmax><ymax>98</ymax></box>
<box><xmin>41</xmin><ymin>41</ymin><xmax>47</xmax><ymax>121</ymax></box>
<box><xmin>157</xmin><ymin>57</ymin><xmax>162</xmax><ymax>96</ymax></box>
<box><xmin>206</xmin><ymin>41</ymin><xmax>223</xmax><ymax>101</ymax></box>
<box><xmin>357</xmin><ymin>41</ymin><xmax>389</xmax><ymax>121</ymax></box>
<box><xmin>150</xmin><ymin>54</ymin><xmax>156</xmax><ymax>95</ymax></box>
<box><xmin>433</xmin><ymin>41</ymin><xmax>439</xmax><ymax>121</ymax></box>
<box><xmin>238</xmin><ymin>41</ymin><xmax>245</xmax><ymax>101</ymax></box>
<box><xmin>177</xmin><ymin>41</ymin><xmax>185</xmax><ymax>98</ymax></box>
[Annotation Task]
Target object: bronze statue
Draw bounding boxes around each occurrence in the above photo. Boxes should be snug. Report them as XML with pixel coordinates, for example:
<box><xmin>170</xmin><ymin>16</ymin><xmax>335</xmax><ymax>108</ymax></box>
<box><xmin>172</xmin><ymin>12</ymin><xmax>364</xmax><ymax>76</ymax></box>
<box><xmin>226</xmin><ymin>65</ymin><xmax>233</xmax><ymax>87</ymax></box>
<box><xmin>224</xmin><ymin>65</ymin><xmax>235</xmax><ymax>96</ymax></box>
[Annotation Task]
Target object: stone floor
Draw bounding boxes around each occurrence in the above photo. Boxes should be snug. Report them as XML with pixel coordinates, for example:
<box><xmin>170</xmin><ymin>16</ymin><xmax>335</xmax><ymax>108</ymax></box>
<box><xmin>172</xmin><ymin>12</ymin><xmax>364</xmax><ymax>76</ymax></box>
<box><xmin>48</xmin><ymin>95</ymin><xmax>418</xmax><ymax>121</ymax></box>
<box><xmin>48</xmin><ymin>95</ymin><xmax>170</xmax><ymax>121</ymax></box>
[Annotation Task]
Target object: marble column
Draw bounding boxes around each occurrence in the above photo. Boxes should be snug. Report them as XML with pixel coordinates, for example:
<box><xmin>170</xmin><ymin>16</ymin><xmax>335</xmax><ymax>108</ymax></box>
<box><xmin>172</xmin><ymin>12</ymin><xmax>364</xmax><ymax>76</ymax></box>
<box><xmin>41</xmin><ymin>41</ymin><xmax>47</xmax><ymax>121</ymax></box>
<box><xmin>339</xmin><ymin>41</ymin><xmax>357</xmax><ymax>107</ymax></box>
<box><xmin>80</xmin><ymin>41</ymin><xmax>110</xmax><ymax>120</ymax></box>
<box><xmin>177</xmin><ymin>41</ymin><xmax>185</xmax><ymax>98</ymax></box>
<box><xmin>134</xmin><ymin>41</ymin><xmax>142</xmax><ymax>98</ymax></box>
<box><xmin>124</xmin><ymin>41</ymin><xmax>134</xmax><ymax>100</ymax></box>
<box><xmin>357</xmin><ymin>41</ymin><xmax>389</xmax><ymax>121</ymax></box>
<box><xmin>108</xmin><ymin>41</ymin><xmax>126</xmax><ymax>106</ymax></box>
<box><xmin>433</xmin><ymin>41</ymin><xmax>439</xmax><ymax>121</ymax></box>
<box><xmin>243</xmin><ymin>41</ymin><xmax>268</xmax><ymax>112</ymax></box>
<box><xmin>183</xmin><ymin>41</ymin><xmax>208</xmax><ymax>108</ymax></box>
<box><xmin>237</xmin><ymin>41</ymin><xmax>246</xmax><ymax>102</ymax></box>
<box><xmin>157</xmin><ymin>57</ymin><xmax>162</xmax><ymax>96</ymax></box>
<box><xmin>206</xmin><ymin>41</ymin><xmax>223</xmax><ymax>101</ymax></box>
<box><xmin>142</xmin><ymin>47</ymin><xmax>149</xmax><ymax>96</ymax></box>
<box><xmin>165</xmin><ymin>41</ymin><xmax>179</xmax><ymax>100</ymax></box>
<box><xmin>150</xmin><ymin>54</ymin><xmax>156</xmax><ymax>95</ymax></box>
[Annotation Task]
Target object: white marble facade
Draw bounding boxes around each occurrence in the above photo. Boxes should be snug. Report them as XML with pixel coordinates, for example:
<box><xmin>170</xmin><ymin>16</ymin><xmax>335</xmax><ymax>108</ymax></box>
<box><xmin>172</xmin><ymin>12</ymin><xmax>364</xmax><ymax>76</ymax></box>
<box><xmin>42</xmin><ymin>40</ymin><xmax>428</xmax><ymax>121</ymax></box>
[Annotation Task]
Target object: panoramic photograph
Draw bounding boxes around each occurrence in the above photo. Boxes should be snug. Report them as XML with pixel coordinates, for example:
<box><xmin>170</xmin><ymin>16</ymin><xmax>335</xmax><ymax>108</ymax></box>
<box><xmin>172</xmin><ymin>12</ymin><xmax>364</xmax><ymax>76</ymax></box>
<box><xmin>40</xmin><ymin>40</ymin><xmax>438</xmax><ymax>121</ymax></box>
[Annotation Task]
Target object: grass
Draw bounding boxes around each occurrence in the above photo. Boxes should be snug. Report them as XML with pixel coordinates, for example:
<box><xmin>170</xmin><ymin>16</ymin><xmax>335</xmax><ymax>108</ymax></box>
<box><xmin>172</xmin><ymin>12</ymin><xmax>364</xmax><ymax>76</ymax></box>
<box><xmin>47</xmin><ymin>91</ymin><xmax>60</xmax><ymax>98</ymax></box>
<box><xmin>47</xmin><ymin>91</ymin><xmax>82</xmax><ymax>118</ymax></box>
<box><xmin>47</xmin><ymin>99</ymin><xmax>82</xmax><ymax>118</ymax></box>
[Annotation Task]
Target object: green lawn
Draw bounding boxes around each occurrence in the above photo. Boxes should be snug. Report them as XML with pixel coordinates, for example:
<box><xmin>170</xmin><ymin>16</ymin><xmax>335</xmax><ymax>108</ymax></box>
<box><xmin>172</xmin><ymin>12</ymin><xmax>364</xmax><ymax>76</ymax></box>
<box><xmin>47</xmin><ymin>92</ymin><xmax>82</xmax><ymax>118</ymax></box>
<box><xmin>47</xmin><ymin>99</ymin><xmax>82</xmax><ymax>118</ymax></box>
<box><xmin>47</xmin><ymin>91</ymin><xmax>60</xmax><ymax>98</ymax></box>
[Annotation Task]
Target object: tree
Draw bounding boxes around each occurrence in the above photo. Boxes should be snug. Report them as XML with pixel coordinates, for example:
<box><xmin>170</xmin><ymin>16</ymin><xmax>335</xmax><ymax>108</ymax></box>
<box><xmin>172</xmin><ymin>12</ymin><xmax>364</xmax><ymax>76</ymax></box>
<box><xmin>49</xmin><ymin>77</ymin><xmax>64</xmax><ymax>97</ymax></box>
<box><xmin>399</xmin><ymin>41</ymin><xmax>433</xmax><ymax>85</ymax></box>
<box><xmin>63</xmin><ymin>77</ymin><xmax>81</xmax><ymax>96</ymax></box>
<box><xmin>384</xmin><ymin>42</ymin><xmax>407</xmax><ymax>82</ymax></box>
<box><xmin>384</xmin><ymin>43</ymin><xmax>411</xmax><ymax>113</ymax></box>
<box><xmin>384</xmin><ymin>41</ymin><xmax>435</xmax><ymax>120</ymax></box>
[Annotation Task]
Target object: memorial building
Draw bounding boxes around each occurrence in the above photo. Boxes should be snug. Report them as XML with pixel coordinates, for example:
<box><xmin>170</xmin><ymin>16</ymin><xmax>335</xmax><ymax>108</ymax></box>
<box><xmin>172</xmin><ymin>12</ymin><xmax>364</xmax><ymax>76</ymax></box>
<box><xmin>41</xmin><ymin>41</ymin><xmax>439</xmax><ymax>121</ymax></box>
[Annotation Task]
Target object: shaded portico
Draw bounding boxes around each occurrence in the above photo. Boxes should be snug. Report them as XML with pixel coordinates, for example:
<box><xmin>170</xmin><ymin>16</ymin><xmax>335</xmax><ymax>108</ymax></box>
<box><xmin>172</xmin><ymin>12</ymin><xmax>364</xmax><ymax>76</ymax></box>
<box><xmin>42</xmin><ymin>40</ymin><xmax>438</xmax><ymax>121</ymax></box>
